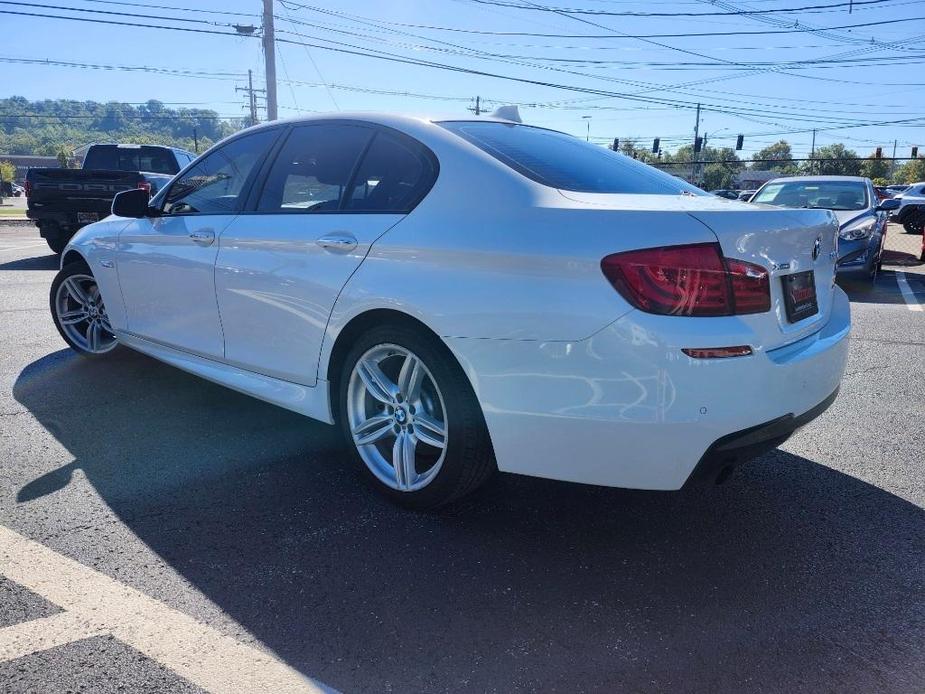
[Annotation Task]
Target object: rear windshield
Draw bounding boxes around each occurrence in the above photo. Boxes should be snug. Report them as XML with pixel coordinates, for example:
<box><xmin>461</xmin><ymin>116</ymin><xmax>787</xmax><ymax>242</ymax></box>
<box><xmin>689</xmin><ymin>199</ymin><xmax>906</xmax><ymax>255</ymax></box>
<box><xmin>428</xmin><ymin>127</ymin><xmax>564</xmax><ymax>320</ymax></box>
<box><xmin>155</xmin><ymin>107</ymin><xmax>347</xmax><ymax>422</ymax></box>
<box><xmin>752</xmin><ymin>180</ymin><xmax>868</xmax><ymax>211</ymax></box>
<box><xmin>440</xmin><ymin>121</ymin><xmax>701</xmax><ymax>195</ymax></box>
<box><xmin>83</xmin><ymin>146</ymin><xmax>180</xmax><ymax>175</ymax></box>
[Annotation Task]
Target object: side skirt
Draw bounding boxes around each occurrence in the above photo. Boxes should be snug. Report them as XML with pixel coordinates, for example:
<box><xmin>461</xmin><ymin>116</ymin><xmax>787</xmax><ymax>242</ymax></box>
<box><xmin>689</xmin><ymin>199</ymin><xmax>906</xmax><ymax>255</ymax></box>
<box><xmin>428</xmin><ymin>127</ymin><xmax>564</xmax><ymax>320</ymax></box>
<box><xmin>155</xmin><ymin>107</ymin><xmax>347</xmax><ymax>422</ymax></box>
<box><xmin>115</xmin><ymin>331</ymin><xmax>335</xmax><ymax>425</ymax></box>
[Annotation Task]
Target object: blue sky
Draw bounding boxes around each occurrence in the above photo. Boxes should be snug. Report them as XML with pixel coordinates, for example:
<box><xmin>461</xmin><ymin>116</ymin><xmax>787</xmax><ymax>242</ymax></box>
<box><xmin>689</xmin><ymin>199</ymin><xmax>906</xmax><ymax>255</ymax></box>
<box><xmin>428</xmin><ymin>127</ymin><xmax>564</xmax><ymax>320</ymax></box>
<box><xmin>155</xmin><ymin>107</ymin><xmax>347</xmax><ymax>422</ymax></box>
<box><xmin>3</xmin><ymin>0</ymin><xmax>924</xmax><ymax>158</ymax></box>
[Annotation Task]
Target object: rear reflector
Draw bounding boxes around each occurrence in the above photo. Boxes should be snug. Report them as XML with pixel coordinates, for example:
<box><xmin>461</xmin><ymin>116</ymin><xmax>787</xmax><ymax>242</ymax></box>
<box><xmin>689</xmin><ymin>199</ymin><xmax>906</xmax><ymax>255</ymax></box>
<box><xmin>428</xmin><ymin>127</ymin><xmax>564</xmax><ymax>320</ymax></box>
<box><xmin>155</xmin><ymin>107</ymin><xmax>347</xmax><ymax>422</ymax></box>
<box><xmin>601</xmin><ymin>242</ymin><xmax>770</xmax><ymax>317</ymax></box>
<box><xmin>682</xmin><ymin>346</ymin><xmax>753</xmax><ymax>359</ymax></box>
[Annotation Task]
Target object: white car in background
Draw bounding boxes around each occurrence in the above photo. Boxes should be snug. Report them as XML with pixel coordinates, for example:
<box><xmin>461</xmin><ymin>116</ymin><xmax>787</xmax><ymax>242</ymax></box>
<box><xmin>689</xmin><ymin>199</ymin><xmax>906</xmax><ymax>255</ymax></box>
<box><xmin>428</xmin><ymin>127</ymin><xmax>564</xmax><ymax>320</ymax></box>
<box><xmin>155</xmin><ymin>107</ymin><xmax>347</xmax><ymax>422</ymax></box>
<box><xmin>891</xmin><ymin>181</ymin><xmax>925</xmax><ymax>233</ymax></box>
<box><xmin>50</xmin><ymin>112</ymin><xmax>851</xmax><ymax>508</ymax></box>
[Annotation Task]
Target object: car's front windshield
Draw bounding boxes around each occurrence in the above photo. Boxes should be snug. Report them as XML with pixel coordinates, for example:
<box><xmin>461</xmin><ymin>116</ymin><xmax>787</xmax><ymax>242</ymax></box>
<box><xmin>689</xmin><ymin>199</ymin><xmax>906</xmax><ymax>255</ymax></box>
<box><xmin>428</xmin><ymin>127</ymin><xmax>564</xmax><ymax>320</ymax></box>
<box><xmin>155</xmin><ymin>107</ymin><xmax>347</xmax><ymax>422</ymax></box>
<box><xmin>752</xmin><ymin>180</ymin><xmax>868</xmax><ymax>211</ymax></box>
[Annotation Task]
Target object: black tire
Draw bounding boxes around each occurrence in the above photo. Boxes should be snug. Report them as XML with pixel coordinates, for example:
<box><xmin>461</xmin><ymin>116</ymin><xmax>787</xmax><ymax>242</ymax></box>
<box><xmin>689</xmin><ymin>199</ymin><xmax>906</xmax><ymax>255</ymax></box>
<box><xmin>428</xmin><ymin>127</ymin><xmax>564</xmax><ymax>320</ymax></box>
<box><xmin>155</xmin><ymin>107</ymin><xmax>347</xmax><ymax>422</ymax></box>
<box><xmin>903</xmin><ymin>219</ymin><xmax>924</xmax><ymax>235</ymax></box>
<box><xmin>337</xmin><ymin>324</ymin><xmax>495</xmax><ymax>509</ymax></box>
<box><xmin>50</xmin><ymin>261</ymin><xmax>122</xmax><ymax>358</ymax></box>
<box><xmin>45</xmin><ymin>235</ymin><xmax>68</xmax><ymax>254</ymax></box>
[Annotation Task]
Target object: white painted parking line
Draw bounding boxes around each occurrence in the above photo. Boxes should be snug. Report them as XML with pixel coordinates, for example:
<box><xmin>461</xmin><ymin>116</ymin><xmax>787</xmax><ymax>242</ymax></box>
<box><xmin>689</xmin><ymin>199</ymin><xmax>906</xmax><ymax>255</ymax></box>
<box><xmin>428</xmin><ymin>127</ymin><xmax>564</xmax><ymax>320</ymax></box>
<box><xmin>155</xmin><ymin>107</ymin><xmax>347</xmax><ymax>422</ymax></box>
<box><xmin>896</xmin><ymin>272</ymin><xmax>924</xmax><ymax>312</ymax></box>
<box><xmin>0</xmin><ymin>611</ymin><xmax>107</xmax><ymax>662</ymax></box>
<box><xmin>0</xmin><ymin>525</ymin><xmax>329</xmax><ymax>693</ymax></box>
<box><xmin>0</xmin><ymin>243</ymin><xmax>46</xmax><ymax>254</ymax></box>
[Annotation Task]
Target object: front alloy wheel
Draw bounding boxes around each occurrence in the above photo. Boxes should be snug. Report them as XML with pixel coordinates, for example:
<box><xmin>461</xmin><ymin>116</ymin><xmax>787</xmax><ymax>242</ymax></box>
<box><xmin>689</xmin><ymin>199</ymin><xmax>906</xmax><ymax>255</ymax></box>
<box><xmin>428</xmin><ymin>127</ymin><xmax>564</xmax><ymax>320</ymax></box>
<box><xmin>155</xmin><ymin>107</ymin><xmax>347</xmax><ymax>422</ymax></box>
<box><xmin>51</xmin><ymin>264</ymin><xmax>119</xmax><ymax>356</ymax></box>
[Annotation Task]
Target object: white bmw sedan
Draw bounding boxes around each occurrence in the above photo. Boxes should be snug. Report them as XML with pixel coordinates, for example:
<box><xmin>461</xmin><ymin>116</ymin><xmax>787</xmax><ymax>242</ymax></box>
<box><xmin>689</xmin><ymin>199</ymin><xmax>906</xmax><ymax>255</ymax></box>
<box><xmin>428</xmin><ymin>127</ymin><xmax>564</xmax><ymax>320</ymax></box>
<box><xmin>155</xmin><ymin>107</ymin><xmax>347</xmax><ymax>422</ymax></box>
<box><xmin>50</xmin><ymin>113</ymin><xmax>850</xmax><ymax>508</ymax></box>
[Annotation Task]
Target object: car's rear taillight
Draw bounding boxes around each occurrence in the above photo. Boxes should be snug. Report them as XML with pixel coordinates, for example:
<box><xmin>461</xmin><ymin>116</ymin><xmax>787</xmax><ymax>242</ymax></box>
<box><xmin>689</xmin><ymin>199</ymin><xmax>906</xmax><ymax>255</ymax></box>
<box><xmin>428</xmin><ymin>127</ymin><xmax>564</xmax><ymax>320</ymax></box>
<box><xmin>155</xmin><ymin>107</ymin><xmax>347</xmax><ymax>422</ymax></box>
<box><xmin>600</xmin><ymin>242</ymin><xmax>770</xmax><ymax>317</ymax></box>
<box><xmin>24</xmin><ymin>180</ymin><xmax>31</xmax><ymax>197</ymax></box>
<box><xmin>137</xmin><ymin>180</ymin><xmax>152</xmax><ymax>195</ymax></box>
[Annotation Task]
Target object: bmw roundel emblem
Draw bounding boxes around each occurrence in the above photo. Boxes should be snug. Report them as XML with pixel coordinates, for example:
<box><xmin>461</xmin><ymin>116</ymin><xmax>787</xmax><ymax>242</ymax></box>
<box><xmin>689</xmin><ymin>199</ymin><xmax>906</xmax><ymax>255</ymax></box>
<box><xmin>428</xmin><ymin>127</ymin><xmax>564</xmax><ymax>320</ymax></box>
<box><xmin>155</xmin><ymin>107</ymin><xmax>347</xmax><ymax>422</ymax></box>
<box><xmin>812</xmin><ymin>237</ymin><xmax>821</xmax><ymax>262</ymax></box>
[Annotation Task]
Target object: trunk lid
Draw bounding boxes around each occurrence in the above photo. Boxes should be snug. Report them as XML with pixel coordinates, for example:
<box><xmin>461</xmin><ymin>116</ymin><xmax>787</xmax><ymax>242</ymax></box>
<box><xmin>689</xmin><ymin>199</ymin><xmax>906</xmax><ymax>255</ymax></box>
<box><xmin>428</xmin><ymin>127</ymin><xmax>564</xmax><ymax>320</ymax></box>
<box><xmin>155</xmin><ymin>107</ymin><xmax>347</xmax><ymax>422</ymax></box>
<box><xmin>687</xmin><ymin>206</ymin><xmax>839</xmax><ymax>350</ymax></box>
<box><xmin>558</xmin><ymin>191</ymin><xmax>839</xmax><ymax>351</ymax></box>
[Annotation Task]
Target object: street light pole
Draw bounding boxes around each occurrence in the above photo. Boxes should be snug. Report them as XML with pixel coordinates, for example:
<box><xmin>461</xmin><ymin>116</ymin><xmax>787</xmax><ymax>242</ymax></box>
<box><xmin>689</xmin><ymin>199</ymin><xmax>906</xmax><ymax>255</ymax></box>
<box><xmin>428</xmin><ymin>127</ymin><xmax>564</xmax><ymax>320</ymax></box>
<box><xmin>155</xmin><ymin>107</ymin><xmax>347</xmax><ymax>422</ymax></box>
<box><xmin>582</xmin><ymin>115</ymin><xmax>591</xmax><ymax>142</ymax></box>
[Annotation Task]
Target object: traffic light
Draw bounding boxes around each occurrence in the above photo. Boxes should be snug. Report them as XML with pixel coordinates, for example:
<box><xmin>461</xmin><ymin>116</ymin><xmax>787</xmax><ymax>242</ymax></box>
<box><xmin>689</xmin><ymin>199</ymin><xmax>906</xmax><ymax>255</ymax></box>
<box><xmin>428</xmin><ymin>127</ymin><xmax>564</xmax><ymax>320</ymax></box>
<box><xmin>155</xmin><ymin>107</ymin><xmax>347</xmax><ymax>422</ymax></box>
<box><xmin>735</xmin><ymin>134</ymin><xmax>744</xmax><ymax>151</ymax></box>
<box><xmin>652</xmin><ymin>137</ymin><xmax>660</xmax><ymax>153</ymax></box>
<box><xmin>875</xmin><ymin>147</ymin><xmax>882</xmax><ymax>158</ymax></box>
<box><xmin>694</xmin><ymin>137</ymin><xmax>703</xmax><ymax>153</ymax></box>
<box><xmin>612</xmin><ymin>138</ymin><xmax>619</xmax><ymax>151</ymax></box>
<box><xmin>913</xmin><ymin>146</ymin><xmax>919</xmax><ymax>158</ymax></box>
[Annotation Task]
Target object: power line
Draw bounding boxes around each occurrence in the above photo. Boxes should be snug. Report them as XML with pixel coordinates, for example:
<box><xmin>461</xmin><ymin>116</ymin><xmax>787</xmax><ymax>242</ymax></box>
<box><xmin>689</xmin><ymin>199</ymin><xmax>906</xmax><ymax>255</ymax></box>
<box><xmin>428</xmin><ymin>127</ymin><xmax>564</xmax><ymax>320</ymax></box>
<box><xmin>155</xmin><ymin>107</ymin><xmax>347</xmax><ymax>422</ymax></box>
<box><xmin>69</xmin><ymin>0</ymin><xmax>258</xmax><ymax>17</ymax></box>
<box><xmin>0</xmin><ymin>8</ymin><xmax>250</xmax><ymax>37</ymax></box>
<box><xmin>276</xmin><ymin>4</ymin><xmax>921</xmax><ymax>40</ymax></box>
<box><xmin>0</xmin><ymin>56</ymin><xmax>245</xmax><ymax>80</ymax></box>
<box><xmin>6</xmin><ymin>4</ymin><xmax>924</xmax><ymax>136</ymax></box>
<box><xmin>465</xmin><ymin>0</ymin><xmax>897</xmax><ymax>17</ymax></box>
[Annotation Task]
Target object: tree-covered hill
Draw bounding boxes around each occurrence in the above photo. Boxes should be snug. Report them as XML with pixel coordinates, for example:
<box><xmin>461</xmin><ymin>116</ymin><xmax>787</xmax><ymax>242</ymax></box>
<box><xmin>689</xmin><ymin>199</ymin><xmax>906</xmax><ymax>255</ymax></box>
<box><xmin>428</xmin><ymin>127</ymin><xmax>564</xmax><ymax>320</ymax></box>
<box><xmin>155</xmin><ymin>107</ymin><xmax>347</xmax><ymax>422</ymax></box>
<box><xmin>0</xmin><ymin>97</ymin><xmax>244</xmax><ymax>157</ymax></box>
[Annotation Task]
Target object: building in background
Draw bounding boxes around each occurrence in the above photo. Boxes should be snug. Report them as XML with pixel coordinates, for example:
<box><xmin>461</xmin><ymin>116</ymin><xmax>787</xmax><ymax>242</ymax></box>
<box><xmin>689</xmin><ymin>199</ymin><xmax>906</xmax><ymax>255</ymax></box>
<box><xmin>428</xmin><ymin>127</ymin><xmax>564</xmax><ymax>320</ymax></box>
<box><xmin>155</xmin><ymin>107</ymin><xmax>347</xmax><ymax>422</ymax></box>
<box><xmin>0</xmin><ymin>155</ymin><xmax>61</xmax><ymax>182</ymax></box>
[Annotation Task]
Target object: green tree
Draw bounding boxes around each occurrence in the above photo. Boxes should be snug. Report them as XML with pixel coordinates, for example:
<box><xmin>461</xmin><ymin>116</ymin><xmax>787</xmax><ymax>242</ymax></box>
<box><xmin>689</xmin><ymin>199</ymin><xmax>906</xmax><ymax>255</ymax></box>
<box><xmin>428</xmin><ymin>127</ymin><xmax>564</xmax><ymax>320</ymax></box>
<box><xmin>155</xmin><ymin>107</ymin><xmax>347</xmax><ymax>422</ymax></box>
<box><xmin>0</xmin><ymin>159</ymin><xmax>15</xmax><ymax>183</ymax></box>
<box><xmin>805</xmin><ymin>143</ymin><xmax>860</xmax><ymax>176</ymax></box>
<box><xmin>0</xmin><ymin>96</ymin><xmax>241</xmax><ymax>157</ymax></box>
<box><xmin>860</xmin><ymin>153</ymin><xmax>890</xmax><ymax>181</ymax></box>
<box><xmin>754</xmin><ymin>140</ymin><xmax>795</xmax><ymax>172</ymax></box>
<box><xmin>894</xmin><ymin>157</ymin><xmax>925</xmax><ymax>184</ymax></box>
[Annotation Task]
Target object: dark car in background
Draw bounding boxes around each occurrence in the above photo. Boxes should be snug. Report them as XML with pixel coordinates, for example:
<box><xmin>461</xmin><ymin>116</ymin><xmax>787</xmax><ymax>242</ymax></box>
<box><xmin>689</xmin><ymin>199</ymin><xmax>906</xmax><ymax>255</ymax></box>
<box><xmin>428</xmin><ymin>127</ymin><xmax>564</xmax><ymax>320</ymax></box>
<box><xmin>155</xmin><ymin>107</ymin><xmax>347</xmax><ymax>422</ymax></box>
<box><xmin>26</xmin><ymin>143</ymin><xmax>194</xmax><ymax>253</ymax></box>
<box><xmin>710</xmin><ymin>189</ymin><xmax>740</xmax><ymax>200</ymax></box>
<box><xmin>751</xmin><ymin>176</ymin><xmax>899</xmax><ymax>285</ymax></box>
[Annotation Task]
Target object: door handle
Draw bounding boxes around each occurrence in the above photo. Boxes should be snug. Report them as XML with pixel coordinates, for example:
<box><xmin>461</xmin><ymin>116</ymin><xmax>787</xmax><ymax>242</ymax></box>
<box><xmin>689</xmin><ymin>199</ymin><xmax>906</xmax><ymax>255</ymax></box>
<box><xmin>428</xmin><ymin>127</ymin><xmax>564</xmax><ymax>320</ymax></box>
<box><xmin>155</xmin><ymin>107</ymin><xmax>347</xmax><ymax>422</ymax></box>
<box><xmin>189</xmin><ymin>229</ymin><xmax>215</xmax><ymax>246</ymax></box>
<box><xmin>316</xmin><ymin>232</ymin><xmax>358</xmax><ymax>253</ymax></box>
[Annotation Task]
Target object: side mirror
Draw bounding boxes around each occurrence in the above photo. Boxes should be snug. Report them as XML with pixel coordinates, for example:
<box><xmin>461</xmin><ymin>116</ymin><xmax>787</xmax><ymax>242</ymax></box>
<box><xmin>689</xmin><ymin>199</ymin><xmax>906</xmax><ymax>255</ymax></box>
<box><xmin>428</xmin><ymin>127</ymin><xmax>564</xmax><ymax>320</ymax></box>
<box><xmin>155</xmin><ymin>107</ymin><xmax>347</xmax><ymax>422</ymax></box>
<box><xmin>112</xmin><ymin>188</ymin><xmax>155</xmax><ymax>218</ymax></box>
<box><xmin>877</xmin><ymin>198</ymin><xmax>900</xmax><ymax>212</ymax></box>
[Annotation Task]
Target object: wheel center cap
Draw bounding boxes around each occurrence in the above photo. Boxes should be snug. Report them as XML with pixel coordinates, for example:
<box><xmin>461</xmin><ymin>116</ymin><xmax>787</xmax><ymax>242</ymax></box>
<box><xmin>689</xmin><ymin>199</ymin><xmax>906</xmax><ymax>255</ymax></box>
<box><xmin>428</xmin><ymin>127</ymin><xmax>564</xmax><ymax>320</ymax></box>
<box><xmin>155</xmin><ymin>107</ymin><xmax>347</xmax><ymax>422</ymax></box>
<box><xmin>394</xmin><ymin>408</ymin><xmax>408</xmax><ymax>424</ymax></box>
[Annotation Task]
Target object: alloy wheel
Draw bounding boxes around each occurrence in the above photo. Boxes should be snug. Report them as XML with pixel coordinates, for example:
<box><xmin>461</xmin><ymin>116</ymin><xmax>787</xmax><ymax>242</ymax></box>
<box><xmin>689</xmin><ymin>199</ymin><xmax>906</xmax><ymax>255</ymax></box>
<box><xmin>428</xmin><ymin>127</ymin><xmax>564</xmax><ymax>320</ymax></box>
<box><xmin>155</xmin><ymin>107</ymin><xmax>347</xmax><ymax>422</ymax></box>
<box><xmin>346</xmin><ymin>344</ymin><xmax>448</xmax><ymax>492</ymax></box>
<box><xmin>54</xmin><ymin>274</ymin><xmax>118</xmax><ymax>354</ymax></box>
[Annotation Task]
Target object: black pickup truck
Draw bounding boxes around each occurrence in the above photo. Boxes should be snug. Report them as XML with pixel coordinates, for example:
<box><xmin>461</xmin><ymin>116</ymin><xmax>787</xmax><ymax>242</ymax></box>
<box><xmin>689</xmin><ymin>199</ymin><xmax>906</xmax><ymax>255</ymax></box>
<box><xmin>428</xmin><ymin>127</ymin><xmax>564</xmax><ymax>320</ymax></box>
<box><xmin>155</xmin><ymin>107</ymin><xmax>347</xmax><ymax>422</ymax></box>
<box><xmin>26</xmin><ymin>143</ymin><xmax>196</xmax><ymax>252</ymax></box>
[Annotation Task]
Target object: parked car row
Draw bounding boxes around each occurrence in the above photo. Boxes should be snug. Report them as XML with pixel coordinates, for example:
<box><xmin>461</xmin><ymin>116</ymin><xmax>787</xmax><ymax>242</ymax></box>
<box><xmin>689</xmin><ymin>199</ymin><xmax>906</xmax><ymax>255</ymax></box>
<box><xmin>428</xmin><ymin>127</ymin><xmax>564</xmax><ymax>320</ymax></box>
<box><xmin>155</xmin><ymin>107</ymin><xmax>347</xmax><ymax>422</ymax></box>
<box><xmin>710</xmin><ymin>188</ymin><xmax>756</xmax><ymax>201</ymax></box>
<box><xmin>51</xmin><ymin>111</ymin><xmax>850</xmax><ymax>508</ymax></box>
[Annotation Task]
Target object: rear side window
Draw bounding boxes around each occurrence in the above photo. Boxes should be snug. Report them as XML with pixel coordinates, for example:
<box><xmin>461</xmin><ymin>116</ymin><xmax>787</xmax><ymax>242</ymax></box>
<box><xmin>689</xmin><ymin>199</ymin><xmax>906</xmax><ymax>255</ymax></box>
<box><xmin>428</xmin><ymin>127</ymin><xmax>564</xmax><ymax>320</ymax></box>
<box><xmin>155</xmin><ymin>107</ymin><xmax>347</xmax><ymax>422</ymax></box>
<box><xmin>84</xmin><ymin>145</ymin><xmax>181</xmax><ymax>175</ymax></box>
<box><xmin>163</xmin><ymin>129</ymin><xmax>277</xmax><ymax>215</ymax></box>
<box><xmin>345</xmin><ymin>133</ymin><xmax>436</xmax><ymax>212</ymax></box>
<box><xmin>257</xmin><ymin>124</ymin><xmax>372</xmax><ymax>213</ymax></box>
<box><xmin>440</xmin><ymin>121</ymin><xmax>701</xmax><ymax>195</ymax></box>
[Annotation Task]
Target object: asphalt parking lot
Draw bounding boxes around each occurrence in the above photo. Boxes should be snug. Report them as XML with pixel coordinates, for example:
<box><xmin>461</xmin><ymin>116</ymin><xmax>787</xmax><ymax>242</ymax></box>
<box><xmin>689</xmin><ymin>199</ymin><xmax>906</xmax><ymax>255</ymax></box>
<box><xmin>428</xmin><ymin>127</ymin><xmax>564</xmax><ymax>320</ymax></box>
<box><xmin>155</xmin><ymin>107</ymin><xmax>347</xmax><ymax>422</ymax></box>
<box><xmin>0</xmin><ymin>223</ymin><xmax>923</xmax><ymax>693</ymax></box>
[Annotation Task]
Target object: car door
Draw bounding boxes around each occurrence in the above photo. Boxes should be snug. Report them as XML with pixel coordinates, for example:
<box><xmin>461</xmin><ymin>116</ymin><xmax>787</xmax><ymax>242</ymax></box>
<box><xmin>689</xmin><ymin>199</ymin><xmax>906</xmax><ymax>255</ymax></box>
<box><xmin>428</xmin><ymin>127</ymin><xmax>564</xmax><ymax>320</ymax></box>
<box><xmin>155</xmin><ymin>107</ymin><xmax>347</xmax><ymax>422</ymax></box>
<box><xmin>215</xmin><ymin>123</ymin><xmax>437</xmax><ymax>386</ymax></box>
<box><xmin>116</xmin><ymin>128</ymin><xmax>280</xmax><ymax>358</ymax></box>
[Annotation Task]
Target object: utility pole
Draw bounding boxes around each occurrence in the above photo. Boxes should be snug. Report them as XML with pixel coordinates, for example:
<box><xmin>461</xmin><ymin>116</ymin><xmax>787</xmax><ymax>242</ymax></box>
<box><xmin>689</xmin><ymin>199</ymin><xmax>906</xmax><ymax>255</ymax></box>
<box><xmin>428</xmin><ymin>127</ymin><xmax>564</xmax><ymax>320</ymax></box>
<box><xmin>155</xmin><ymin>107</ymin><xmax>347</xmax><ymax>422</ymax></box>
<box><xmin>193</xmin><ymin>127</ymin><xmax>199</xmax><ymax>153</ymax></box>
<box><xmin>467</xmin><ymin>96</ymin><xmax>481</xmax><ymax>116</ymax></box>
<box><xmin>236</xmin><ymin>69</ymin><xmax>263</xmax><ymax>127</ymax></box>
<box><xmin>691</xmin><ymin>103</ymin><xmax>701</xmax><ymax>183</ymax></box>
<box><xmin>262</xmin><ymin>0</ymin><xmax>278</xmax><ymax>121</ymax></box>
<box><xmin>810</xmin><ymin>129</ymin><xmax>816</xmax><ymax>174</ymax></box>
<box><xmin>890</xmin><ymin>138</ymin><xmax>898</xmax><ymax>177</ymax></box>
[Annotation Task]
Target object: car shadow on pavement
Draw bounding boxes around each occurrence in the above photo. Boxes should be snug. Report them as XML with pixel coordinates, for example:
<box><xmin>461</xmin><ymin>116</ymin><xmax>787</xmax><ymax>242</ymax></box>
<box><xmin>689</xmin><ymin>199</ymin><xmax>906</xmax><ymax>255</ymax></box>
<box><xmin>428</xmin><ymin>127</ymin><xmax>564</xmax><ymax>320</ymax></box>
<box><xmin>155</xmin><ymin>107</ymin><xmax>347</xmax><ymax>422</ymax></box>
<box><xmin>838</xmin><ymin>270</ymin><xmax>923</xmax><ymax>306</ymax></box>
<box><xmin>0</xmin><ymin>254</ymin><xmax>59</xmax><ymax>271</ymax></box>
<box><xmin>12</xmin><ymin>349</ymin><xmax>925</xmax><ymax>693</ymax></box>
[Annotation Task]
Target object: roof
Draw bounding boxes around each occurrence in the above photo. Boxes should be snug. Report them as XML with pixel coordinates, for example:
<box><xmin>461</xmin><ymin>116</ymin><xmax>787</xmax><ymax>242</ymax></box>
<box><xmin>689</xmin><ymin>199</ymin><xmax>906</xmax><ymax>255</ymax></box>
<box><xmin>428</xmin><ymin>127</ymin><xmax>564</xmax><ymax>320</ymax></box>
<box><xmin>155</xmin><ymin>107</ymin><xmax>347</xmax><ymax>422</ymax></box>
<box><xmin>768</xmin><ymin>175</ymin><xmax>870</xmax><ymax>183</ymax></box>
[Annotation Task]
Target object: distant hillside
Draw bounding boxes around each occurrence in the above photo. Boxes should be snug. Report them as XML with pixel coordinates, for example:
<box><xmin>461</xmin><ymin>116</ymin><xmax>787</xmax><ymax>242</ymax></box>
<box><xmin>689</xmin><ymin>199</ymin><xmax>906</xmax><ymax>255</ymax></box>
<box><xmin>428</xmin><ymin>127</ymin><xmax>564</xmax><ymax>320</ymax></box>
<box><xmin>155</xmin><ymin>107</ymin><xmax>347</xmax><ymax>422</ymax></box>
<box><xmin>0</xmin><ymin>97</ymin><xmax>244</xmax><ymax>157</ymax></box>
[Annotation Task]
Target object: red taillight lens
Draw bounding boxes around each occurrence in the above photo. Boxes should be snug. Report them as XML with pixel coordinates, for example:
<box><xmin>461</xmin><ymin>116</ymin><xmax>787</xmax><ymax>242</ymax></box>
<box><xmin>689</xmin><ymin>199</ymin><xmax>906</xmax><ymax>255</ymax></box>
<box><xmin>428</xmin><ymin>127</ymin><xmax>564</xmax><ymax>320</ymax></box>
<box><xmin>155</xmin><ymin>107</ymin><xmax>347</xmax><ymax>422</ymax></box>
<box><xmin>24</xmin><ymin>180</ymin><xmax>32</xmax><ymax>197</ymax></box>
<box><xmin>726</xmin><ymin>258</ymin><xmax>771</xmax><ymax>314</ymax></box>
<box><xmin>601</xmin><ymin>242</ymin><xmax>770</xmax><ymax>317</ymax></box>
<box><xmin>137</xmin><ymin>180</ymin><xmax>152</xmax><ymax>195</ymax></box>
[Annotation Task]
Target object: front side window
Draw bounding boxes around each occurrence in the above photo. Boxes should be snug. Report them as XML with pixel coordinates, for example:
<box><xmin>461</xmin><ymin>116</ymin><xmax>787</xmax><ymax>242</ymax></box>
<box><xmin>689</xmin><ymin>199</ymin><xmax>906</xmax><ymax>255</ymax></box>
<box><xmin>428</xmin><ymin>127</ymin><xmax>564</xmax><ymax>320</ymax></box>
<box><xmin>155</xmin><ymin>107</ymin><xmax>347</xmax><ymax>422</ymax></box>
<box><xmin>440</xmin><ymin>121</ymin><xmax>701</xmax><ymax>195</ymax></box>
<box><xmin>257</xmin><ymin>124</ymin><xmax>373</xmax><ymax>213</ymax></box>
<box><xmin>752</xmin><ymin>180</ymin><xmax>869</xmax><ymax>211</ymax></box>
<box><xmin>163</xmin><ymin>129</ymin><xmax>277</xmax><ymax>215</ymax></box>
<box><xmin>345</xmin><ymin>133</ymin><xmax>435</xmax><ymax>212</ymax></box>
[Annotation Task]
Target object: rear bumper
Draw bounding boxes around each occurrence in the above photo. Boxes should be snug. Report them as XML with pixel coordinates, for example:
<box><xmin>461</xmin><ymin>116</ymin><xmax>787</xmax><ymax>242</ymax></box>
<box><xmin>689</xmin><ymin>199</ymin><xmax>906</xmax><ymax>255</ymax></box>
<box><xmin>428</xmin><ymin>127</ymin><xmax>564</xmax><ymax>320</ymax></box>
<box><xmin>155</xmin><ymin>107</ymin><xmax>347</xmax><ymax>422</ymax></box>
<box><xmin>446</xmin><ymin>288</ymin><xmax>851</xmax><ymax>491</ymax></box>
<box><xmin>683</xmin><ymin>387</ymin><xmax>839</xmax><ymax>487</ymax></box>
